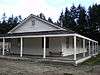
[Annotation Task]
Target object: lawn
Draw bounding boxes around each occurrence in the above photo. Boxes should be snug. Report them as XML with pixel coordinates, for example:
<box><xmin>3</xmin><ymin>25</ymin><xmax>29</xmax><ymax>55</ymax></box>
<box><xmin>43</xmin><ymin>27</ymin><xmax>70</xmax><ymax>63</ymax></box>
<box><xmin>81</xmin><ymin>54</ymin><xmax>100</xmax><ymax>65</ymax></box>
<box><xmin>0</xmin><ymin>54</ymin><xmax>99</xmax><ymax>75</ymax></box>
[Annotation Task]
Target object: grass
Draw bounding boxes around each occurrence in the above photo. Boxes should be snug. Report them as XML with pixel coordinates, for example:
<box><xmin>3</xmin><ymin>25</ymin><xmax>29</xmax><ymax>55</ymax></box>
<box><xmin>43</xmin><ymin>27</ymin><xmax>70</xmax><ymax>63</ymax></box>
<box><xmin>81</xmin><ymin>54</ymin><xmax>100</xmax><ymax>65</ymax></box>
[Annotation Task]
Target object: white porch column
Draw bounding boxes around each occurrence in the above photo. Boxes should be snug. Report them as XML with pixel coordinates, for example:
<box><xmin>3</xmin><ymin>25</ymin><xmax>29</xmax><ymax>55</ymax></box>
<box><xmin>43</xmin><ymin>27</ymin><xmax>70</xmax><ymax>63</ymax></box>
<box><xmin>92</xmin><ymin>42</ymin><xmax>94</xmax><ymax>55</ymax></box>
<box><xmin>2</xmin><ymin>37</ymin><xmax>5</xmax><ymax>55</ymax></box>
<box><xmin>95</xmin><ymin>42</ymin><xmax>96</xmax><ymax>54</ymax></box>
<box><xmin>61</xmin><ymin>37</ymin><xmax>66</xmax><ymax>56</ymax></box>
<box><xmin>43</xmin><ymin>36</ymin><xmax>46</xmax><ymax>58</ymax></box>
<box><xmin>89</xmin><ymin>41</ymin><xmax>91</xmax><ymax>56</ymax></box>
<box><xmin>74</xmin><ymin>36</ymin><xmax>76</xmax><ymax>60</ymax></box>
<box><xmin>83</xmin><ymin>39</ymin><xmax>85</xmax><ymax>57</ymax></box>
<box><xmin>96</xmin><ymin>43</ymin><xmax>97</xmax><ymax>54</ymax></box>
<box><xmin>97</xmin><ymin>43</ymin><xmax>99</xmax><ymax>54</ymax></box>
<box><xmin>20</xmin><ymin>37</ymin><xmax>23</xmax><ymax>57</ymax></box>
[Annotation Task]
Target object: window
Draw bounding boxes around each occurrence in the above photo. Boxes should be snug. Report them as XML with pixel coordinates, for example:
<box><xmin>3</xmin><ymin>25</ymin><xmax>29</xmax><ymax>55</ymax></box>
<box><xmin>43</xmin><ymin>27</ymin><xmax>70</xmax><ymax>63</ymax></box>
<box><xmin>42</xmin><ymin>37</ymin><xmax>49</xmax><ymax>48</ymax></box>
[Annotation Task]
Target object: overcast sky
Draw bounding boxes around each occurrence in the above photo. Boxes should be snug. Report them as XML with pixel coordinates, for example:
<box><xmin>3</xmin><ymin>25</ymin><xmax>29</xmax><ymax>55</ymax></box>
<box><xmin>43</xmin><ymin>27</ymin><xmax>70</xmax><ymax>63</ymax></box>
<box><xmin>0</xmin><ymin>0</ymin><xmax>100</xmax><ymax>21</ymax></box>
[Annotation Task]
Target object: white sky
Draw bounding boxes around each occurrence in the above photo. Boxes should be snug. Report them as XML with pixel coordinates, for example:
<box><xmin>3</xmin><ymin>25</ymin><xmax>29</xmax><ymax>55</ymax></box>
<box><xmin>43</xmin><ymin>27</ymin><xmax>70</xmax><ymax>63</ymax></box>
<box><xmin>0</xmin><ymin>0</ymin><xmax>100</xmax><ymax>22</ymax></box>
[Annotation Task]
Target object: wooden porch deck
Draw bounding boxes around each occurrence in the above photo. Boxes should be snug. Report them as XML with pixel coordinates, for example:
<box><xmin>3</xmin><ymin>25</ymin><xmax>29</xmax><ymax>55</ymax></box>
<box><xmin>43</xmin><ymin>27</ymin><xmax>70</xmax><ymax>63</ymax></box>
<box><xmin>0</xmin><ymin>55</ymin><xmax>75</xmax><ymax>65</ymax></box>
<box><xmin>0</xmin><ymin>51</ymin><xmax>92</xmax><ymax>66</ymax></box>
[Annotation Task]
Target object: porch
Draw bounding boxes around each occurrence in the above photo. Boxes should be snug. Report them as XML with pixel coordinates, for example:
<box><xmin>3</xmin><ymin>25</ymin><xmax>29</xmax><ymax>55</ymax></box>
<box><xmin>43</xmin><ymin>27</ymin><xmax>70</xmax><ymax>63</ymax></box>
<box><xmin>0</xmin><ymin>33</ymin><xmax>98</xmax><ymax>65</ymax></box>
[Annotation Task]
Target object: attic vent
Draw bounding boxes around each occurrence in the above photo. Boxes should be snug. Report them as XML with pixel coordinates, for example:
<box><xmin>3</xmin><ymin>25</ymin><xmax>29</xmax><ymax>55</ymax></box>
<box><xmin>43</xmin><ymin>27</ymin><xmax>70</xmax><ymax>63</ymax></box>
<box><xmin>31</xmin><ymin>19</ymin><xmax>35</xmax><ymax>25</ymax></box>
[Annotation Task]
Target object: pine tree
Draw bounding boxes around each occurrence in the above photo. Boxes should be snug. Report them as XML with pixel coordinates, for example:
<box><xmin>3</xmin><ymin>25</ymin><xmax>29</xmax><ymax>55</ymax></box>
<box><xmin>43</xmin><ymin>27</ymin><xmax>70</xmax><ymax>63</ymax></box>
<box><xmin>75</xmin><ymin>5</ymin><xmax>88</xmax><ymax>35</ymax></box>
<box><xmin>48</xmin><ymin>17</ymin><xmax>53</xmax><ymax>23</ymax></box>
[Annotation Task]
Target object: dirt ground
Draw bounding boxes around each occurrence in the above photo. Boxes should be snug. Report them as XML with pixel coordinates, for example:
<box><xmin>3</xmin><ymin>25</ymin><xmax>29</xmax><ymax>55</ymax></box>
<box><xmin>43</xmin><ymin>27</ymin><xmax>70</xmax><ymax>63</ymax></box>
<box><xmin>0</xmin><ymin>59</ymin><xmax>99</xmax><ymax>75</ymax></box>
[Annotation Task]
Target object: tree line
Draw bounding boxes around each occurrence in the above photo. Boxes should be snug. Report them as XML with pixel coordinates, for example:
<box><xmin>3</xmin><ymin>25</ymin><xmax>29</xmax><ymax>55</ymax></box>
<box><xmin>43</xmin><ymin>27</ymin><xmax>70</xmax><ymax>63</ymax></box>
<box><xmin>39</xmin><ymin>4</ymin><xmax>100</xmax><ymax>44</ymax></box>
<box><xmin>0</xmin><ymin>4</ymin><xmax>100</xmax><ymax>43</ymax></box>
<box><xmin>0</xmin><ymin>13</ymin><xmax>22</xmax><ymax>34</ymax></box>
<box><xmin>57</xmin><ymin>4</ymin><xmax>100</xmax><ymax>43</ymax></box>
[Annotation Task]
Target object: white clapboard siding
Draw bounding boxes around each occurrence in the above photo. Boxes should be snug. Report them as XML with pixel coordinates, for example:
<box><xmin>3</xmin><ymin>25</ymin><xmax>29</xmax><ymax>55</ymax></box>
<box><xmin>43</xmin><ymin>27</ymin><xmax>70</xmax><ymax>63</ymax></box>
<box><xmin>10</xmin><ymin>17</ymin><xmax>60</xmax><ymax>33</ymax></box>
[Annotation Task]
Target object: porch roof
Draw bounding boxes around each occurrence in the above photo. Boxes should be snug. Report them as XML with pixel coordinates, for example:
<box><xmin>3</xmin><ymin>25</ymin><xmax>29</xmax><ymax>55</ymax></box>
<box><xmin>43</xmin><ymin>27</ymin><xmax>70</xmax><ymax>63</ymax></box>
<box><xmin>0</xmin><ymin>30</ymin><xmax>98</xmax><ymax>43</ymax></box>
<box><xmin>0</xmin><ymin>30</ymin><xmax>75</xmax><ymax>37</ymax></box>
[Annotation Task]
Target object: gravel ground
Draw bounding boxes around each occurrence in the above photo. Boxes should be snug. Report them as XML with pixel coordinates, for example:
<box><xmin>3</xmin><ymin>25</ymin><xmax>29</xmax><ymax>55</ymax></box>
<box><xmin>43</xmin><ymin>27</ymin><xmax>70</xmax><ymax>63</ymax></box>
<box><xmin>0</xmin><ymin>59</ymin><xmax>99</xmax><ymax>75</ymax></box>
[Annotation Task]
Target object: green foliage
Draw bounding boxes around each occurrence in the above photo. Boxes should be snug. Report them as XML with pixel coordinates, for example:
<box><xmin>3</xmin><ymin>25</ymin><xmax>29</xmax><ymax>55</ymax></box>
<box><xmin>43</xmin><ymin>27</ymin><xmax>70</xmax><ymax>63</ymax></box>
<box><xmin>0</xmin><ymin>13</ymin><xmax>22</xmax><ymax>34</ymax></box>
<box><xmin>57</xmin><ymin>4</ymin><xmax>100</xmax><ymax>44</ymax></box>
<box><xmin>0</xmin><ymin>4</ymin><xmax>100</xmax><ymax>44</ymax></box>
<box><xmin>48</xmin><ymin>17</ymin><xmax>53</xmax><ymax>23</ymax></box>
<box><xmin>81</xmin><ymin>54</ymin><xmax>100</xmax><ymax>65</ymax></box>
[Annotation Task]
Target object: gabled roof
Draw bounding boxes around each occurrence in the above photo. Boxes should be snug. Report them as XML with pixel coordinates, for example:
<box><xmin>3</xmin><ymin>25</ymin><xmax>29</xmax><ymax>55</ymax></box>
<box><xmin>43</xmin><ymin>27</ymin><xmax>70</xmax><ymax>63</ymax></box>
<box><xmin>8</xmin><ymin>14</ymin><xmax>66</xmax><ymax>33</ymax></box>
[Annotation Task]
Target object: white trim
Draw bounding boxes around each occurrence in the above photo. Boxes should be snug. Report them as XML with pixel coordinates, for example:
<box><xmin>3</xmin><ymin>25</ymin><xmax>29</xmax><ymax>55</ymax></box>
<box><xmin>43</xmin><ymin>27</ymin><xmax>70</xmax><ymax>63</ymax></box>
<box><xmin>0</xmin><ymin>34</ymin><xmax>75</xmax><ymax>39</ymax></box>
<box><xmin>45</xmin><ymin>34</ymin><xmax>75</xmax><ymax>37</ymax></box>
<box><xmin>0</xmin><ymin>33</ymin><xmax>98</xmax><ymax>43</ymax></box>
<box><xmin>1</xmin><ymin>33</ymin><xmax>97</xmax><ymax>43</ymax></box>
<box><xmin>75</xmin><ymin>34</ymin><xmax>98</xmax><ymax>43</ymax></box>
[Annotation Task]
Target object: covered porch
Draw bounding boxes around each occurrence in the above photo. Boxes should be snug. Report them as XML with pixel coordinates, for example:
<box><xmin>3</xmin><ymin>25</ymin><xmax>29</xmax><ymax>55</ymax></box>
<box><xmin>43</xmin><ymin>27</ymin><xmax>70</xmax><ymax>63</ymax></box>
<box><xmin>0</xmin><ymin>33</ymin><xmax>98</xmax><ymax>65</ymax></box>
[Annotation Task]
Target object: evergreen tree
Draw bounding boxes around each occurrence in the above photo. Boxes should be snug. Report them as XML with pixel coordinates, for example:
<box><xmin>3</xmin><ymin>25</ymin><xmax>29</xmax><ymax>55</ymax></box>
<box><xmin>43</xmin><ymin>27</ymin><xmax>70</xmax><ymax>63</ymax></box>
<box><xmin>70</xmin><ymin>5</ymin><xmax>78</xmax><ymax>20</ymax></box>
<box><xmin>58</xmin><ymin>11</ymin><xmax>64</xmax><ymax>27</ymax></box>
<box><xmin>48</xmin><ymin>17</ymin><xmax>53</xmax><ymax>23</ymax></box>
<box><xmin>75</xmin><ymin>5</ymin><xmax>88</xmax><ymax>35</ymax></box>
<box><xmin>39</xmin><ymin>13</ymin><xmax>46</xmax><ymax>20</ymax></box>
<box><xmin>88</xmin><ymin>4</ymin><xmax>100</xmax><ymax>42</ymax></box>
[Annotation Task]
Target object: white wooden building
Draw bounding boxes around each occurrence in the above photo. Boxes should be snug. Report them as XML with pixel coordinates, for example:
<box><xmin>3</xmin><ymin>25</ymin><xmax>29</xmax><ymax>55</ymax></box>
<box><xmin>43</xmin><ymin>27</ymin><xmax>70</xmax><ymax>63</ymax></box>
<box><xmin>0</xmin><ymin>14</ymin><xmax>99</xmax><ymax>65</ymax></box>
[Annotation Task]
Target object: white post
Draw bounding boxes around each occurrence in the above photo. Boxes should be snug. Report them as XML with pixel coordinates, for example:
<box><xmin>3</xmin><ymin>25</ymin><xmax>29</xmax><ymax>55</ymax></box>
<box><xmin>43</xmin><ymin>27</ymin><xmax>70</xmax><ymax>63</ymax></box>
<box><xmin>43</xmin><ymin>36</ymin><xmax>46</xmax><ymax>58</ymax></box>
<box><xmin>74</xmin><ymin>36</ymin><xmax>76</xmax><ymax>60</ymax></box>
<box><xmin>61</xmin><ymin>37</ymin><xmax>66</xmax><ymax>56</ymax></box>
<box><xmin>96</xmin><ymin>43</ymin><xmax>97</xmax><ymax>54</ymax></box>
<box><xmin>92</xmin><ymin>42</ymin><xmax>94</xmax><ymax>55</ymax></box>
<box><xmin>95</xmin><ymin>42</ymin><xmax>96</xmax><ymax>54</ymax></box>
<box><xmin>93</xmin><ymin>42</ymin><xmax>95</xmax><ymax>54</ymax></box>
<box><xmin>20</xmin><ymin>37</ymin><xmax>23</xmax><ymax>57</ymax></box>
<box><xmin>97</xmin><ymin>43</ymin><xmax>99</xmax><ymax>54</ymax></box>
<box><xmin>2</xmin><ymin>37</ymin><xmax>5</xmax><ymax>55</ymax></box>
<box><xmin>89</xmin><ymin>41</ymin><xmax>91</xmax><ymax>56</ymax></box>
<box><xmin>83</xmin><ymin>39</ymin><xmax>85</xmax><ymax>57</ymax></box>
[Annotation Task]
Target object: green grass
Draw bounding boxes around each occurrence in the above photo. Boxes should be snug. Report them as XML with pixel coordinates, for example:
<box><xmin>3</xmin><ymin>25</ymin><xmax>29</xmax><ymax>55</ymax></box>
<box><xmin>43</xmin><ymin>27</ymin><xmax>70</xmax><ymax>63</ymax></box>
<box><xmin>81</xmin><ymin>54</ymin><xmax>100</xmax><ymax>65</ymax></box>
